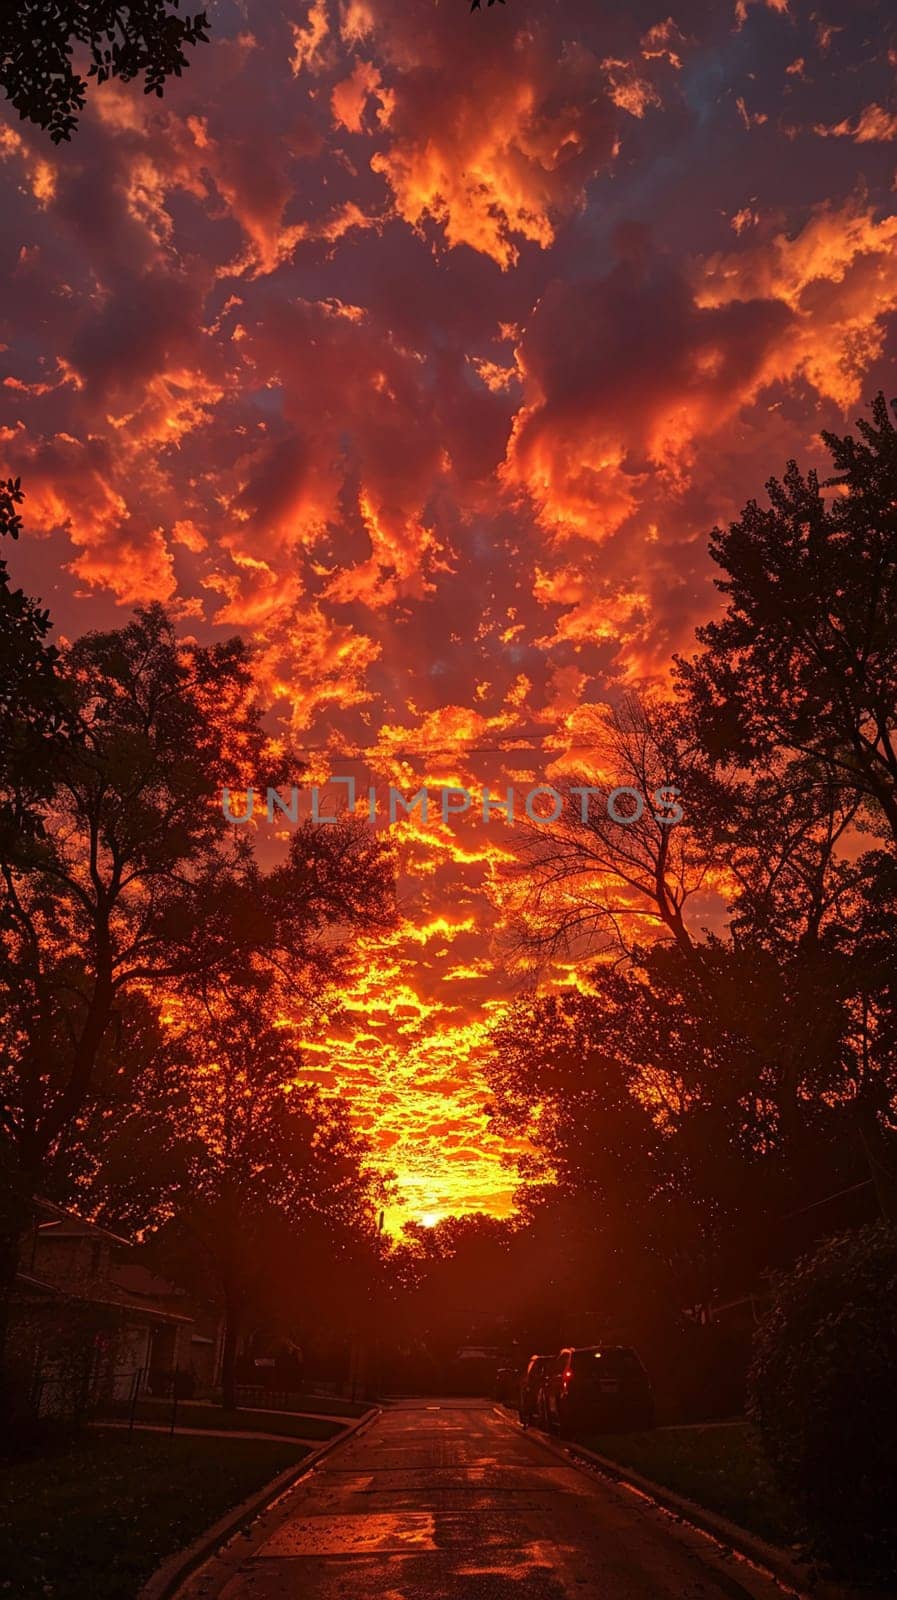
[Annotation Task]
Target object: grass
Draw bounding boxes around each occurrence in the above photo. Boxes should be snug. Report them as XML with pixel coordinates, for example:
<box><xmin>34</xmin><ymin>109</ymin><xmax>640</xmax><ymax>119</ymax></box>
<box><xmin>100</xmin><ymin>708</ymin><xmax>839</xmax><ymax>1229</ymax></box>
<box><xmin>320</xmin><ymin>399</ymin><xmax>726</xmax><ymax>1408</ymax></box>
<box><xmin>578</xmin><ymin>1421</ymin><xmax>799</xmax><ymax>1549</ymax></box>
<box><xmin>0</xmin><ymin>1428</ymin><xmax>308</xmax><ymax>1600</ymax></box>
<box><xmin>124</xmin><ymin>1398</ymin><xmax>343</xmax><ymax>1440</ymax></box>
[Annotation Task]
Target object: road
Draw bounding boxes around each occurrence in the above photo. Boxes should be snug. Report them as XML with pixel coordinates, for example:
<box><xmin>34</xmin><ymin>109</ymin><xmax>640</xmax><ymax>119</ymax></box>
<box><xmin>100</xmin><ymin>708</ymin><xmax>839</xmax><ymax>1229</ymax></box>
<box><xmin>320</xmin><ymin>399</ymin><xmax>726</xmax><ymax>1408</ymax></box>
<box><xmin>180</xmin><ymin>1399</ymin><xmax>797</xmax><ymax>1600</ymax></box>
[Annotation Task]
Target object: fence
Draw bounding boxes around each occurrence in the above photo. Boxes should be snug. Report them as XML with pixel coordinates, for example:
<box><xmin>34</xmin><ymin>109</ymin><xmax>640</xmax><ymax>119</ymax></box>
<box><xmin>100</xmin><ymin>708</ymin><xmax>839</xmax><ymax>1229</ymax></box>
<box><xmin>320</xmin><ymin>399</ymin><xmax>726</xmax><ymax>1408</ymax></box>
<box><xmin>30</xmin><ymin>1362</ymin><xmax>145</xmax><ymax>1423</ymax></box>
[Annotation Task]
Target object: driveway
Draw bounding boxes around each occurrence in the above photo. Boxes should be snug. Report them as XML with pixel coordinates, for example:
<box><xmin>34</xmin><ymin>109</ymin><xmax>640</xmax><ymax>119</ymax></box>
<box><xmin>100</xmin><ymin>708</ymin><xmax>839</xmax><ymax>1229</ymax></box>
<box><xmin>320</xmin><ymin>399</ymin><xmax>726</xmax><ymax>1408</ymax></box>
<box><xmin>179</xmin><ymin>1398</ymin><xmax>797</xmax><ymax>1600</ymax></box>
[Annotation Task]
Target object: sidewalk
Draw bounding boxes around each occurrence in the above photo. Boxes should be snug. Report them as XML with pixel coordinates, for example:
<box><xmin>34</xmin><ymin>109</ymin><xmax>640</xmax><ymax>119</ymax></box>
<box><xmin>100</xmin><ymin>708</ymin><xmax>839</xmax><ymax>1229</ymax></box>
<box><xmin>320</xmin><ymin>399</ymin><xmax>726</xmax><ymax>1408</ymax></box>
<box><xmin>93</xmin><ymin>1420</ymin><xmax>330</xmax><ymax>1445</ymax></box>
<box><xmin>134</xmin><ymin>1398</ymin><xmax>355</xmax><ymax>1426</ymax></box>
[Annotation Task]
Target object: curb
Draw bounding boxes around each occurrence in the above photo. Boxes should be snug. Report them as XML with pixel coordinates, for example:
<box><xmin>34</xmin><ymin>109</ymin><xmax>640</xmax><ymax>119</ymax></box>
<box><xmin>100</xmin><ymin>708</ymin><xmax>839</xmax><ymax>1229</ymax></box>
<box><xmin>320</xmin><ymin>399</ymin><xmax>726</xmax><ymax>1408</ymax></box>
<box><xmin>495</xmin><ymin>1408</ymin><xmax>879</xmax><ymax>1600</ymax></box>
<box><xmin>137</xmin><ymin>1404</ymin><xmax>380</xmax><ymax>1600</ymax></box>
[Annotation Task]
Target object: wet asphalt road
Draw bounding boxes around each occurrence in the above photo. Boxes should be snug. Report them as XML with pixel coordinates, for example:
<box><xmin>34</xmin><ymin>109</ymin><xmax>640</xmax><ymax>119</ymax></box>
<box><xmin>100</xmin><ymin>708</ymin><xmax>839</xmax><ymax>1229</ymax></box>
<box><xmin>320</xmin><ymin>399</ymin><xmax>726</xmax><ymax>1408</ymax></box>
<box><xmin>181</xmin><ymin>1399</ymin><xmax>796</xmax><ymax>1600</ymax></box>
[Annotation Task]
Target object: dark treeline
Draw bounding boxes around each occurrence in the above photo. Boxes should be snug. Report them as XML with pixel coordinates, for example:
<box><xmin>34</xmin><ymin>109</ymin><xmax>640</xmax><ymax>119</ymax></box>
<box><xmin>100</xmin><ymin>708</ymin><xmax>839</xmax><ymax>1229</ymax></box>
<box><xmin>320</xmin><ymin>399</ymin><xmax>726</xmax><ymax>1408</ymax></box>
<box><xmin>482</xmin><ymin>393</ymin><xmax>897</xmax><ymax>1349</ymax></box>
<box><xmin>359</xmin><ymin>400</ymin><xmax>897</xmax><ymax>1385</ymax></box>
<box><xmin>1</xmin><ymin>469</ymin><xmax>397</xmax><ymax>1408</ymax></box>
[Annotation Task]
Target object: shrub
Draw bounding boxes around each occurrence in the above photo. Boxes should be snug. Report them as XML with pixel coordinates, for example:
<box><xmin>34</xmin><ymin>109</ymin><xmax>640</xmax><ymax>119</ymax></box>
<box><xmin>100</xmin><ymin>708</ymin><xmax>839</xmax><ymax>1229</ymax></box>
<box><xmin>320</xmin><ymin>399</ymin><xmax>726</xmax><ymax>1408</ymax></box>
<box><xmin>747</xmin><ymin>1223</ymin><xmax>897</xmax><ymax>1580</ymax></box>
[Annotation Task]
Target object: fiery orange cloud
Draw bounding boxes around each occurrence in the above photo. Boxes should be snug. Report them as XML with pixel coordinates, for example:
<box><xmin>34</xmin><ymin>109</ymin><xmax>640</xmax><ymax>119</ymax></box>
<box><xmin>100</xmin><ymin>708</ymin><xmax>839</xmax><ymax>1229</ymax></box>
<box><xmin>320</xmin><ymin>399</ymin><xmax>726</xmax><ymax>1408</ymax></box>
<box><xmin>331</xmin><ymin>59</ymin><xmax>391</xmax><ymax>133</ymax></box>
<box><xmin>697</xmin><ymin>198</ymin><xmax>897</xmax><ymax>408</ymax></box>
<box><xmin>361</xmin><ymin>15</ymin><xmax>619</xmax><ymax>268</ymax></box>
<box><xmin>2</xmin><ymin>0</ymin><xmax>896</xmax><ymax>1227</ymax></box>
<box><xmin>813</xmin><ymin>105</ymin><xmax>897</xmax><ymax>142</ymax></box>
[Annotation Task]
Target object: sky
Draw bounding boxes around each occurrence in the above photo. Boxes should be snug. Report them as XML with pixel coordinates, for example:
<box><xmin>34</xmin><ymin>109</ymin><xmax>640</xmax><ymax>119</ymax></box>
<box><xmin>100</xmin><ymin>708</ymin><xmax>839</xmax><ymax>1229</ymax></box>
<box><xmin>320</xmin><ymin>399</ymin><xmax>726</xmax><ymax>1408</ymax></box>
<box><xmin>3</xmin><ymin>0</ymin><xmax>897</xmax><ymax>1228</ymax></box>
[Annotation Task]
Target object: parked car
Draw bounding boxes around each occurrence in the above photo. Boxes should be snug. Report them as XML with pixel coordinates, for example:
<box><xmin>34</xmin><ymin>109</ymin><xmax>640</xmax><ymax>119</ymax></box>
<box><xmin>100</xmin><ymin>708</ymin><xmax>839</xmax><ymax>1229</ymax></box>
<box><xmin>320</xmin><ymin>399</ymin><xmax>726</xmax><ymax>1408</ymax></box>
<box><xmin>542</xmin><ymin>1345</ymin><xmax>654</xmax><ymax>1437</ymax></box>
<box><xmin>518</xmin><ymin>1353</ymin><xmax>554</xmax><ymax>1426</ymax></box>
<box><xmin>493</xmin><ymin>1365</ymin><xmax>521</xmax><ymax>1406</ymax></box>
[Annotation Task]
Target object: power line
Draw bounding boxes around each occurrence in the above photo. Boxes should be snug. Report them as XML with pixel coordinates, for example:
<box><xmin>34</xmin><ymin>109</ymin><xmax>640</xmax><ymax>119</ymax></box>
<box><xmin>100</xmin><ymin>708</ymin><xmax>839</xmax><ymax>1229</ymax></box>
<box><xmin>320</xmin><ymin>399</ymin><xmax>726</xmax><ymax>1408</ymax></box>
<box><xmin>781</xmin><ymin>1179</ymin><xmax>875</xmax><ymax>1219</ymax></box>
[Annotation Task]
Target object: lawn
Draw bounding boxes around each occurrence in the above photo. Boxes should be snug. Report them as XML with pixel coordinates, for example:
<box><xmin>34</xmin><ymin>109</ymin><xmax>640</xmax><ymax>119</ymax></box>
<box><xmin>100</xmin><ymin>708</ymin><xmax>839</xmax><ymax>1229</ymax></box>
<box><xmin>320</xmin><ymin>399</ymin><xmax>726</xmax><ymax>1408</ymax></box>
<box><xmin>578</xmin><ymin>1422</ymin><xmax>798</xmax><ymax>1549</ymax></box>
<box><xmin>125</xmin><ymin>1398</ymin><xmax>343</xmax><ymax>1440</ymax></box>
<box><xmin>0</xmin><ymin>1429</ymin><xmax>308</xmax><ymax>1600</ymax></box>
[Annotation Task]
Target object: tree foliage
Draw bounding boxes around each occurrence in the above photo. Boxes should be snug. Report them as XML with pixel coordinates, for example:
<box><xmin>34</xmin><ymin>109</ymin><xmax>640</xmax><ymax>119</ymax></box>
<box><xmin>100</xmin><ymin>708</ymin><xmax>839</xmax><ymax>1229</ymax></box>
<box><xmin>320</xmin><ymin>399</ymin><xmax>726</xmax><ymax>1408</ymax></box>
<box><xmin>504</xmin><ymin>693</ymin><xmax>708</xmax><ymax>966</ymax></box>
<box><xmin>99</xmin><ymin>979</ymin><xmax>388</xmax><ymax>1406</ymax></box>
<box><xmin>678</xmin><ymin>392</ymin><xmax>897</xmax><ymax>849</ymax></box>
<box><xmin>0</xmin><ymin>589</ymin><xmax>395</xmax><ymax>1330</ymax></box>
<box><xmin>0</xmin><ymin>480</ymin><xmax>66</xmax><ymax>847</ymax></box>
<box><xmin>1</xmin><ymin>603</ymin><xmax>282</xmax><ymax>1188</ymax></box>
<box><xmin>748</xmin><ymin>1224</ymin><xmax>897</xmax><ymax>1580</ymax></box>
<box><xmin>1</xmin><ymin>1</ymin><xmax>209</xmax><ymax>143</ymax></box>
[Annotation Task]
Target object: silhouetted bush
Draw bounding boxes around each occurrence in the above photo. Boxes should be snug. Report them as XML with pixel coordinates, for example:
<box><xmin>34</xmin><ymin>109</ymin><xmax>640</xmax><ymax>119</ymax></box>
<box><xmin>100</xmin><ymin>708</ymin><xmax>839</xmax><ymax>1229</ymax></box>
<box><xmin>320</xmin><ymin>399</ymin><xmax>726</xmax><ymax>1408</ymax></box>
<box><xmin>747</xmin><ymin>1223</ymin><xmax>897</xmax><ymax>1580</ymax></box>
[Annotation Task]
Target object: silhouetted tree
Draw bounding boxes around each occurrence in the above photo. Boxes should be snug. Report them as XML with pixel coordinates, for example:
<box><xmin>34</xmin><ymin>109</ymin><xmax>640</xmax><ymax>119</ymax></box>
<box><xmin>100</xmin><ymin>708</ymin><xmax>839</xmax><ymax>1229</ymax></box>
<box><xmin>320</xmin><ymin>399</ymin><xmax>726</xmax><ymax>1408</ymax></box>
<box><xmin>498</xmin><ymin>989</ymin><xmax>888</xmax><ymax>1338</ymax></box>
<box><xmin>0</xmin><ymin>595</ymin><xmax>396</xmax><ymax>1355</ymax></box>
<box><xmin>487</xmin><ymin>983</ymin><xmax>725</xmax><ymax>1318</ymax></box>
<box><xmin>675</xmin><ymin>392</ymin><xmax>897</xmax><ymax>1214</ymax></box>
<box><xmin>749</xmin><ymin>1223</ymin><xmax>897</xmax><ymax>1580</ymax></box>
<box><xmin>678</xmin><ymin>392</ymin><xmax>897</xmax><ymax>850</ymax></box>
<box><xmin>504</xmin><ymin>692</ymin><xmax>709</xmax><ymax>966</ymax></box>
<box><xmin>139</xmin><ymin>982</ymin><xmax>386</xmax><ymax>1409</ymax></box>
<box><xmin>0</xmin><ymin>480</ymin><xmax>67</xmax><ymax>846</ymax></box>
<box><xmin>388</xmin><ymin>1212</ymin><xmax>524</xmax><ymax>1376</ymax></box>
<box><xmin>489</xmin><ymin>990</ymin><xmax>664</xmax><ymax>1216</ymax></box>
<box><xmin>1</xmin><ymin>1</ymin><xmax>209</xmax><ymax>143</ymax></box>
<box><xmin>1</xmin><ymin>601</ymin><xmax>282</xmax><ymax>1279</ymax></box>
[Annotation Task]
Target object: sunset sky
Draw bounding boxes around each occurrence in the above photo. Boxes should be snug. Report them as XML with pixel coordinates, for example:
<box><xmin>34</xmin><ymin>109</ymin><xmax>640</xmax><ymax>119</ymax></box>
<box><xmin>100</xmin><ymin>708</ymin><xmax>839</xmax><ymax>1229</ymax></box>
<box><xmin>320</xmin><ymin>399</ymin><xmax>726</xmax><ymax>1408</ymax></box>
<box><xmin>3</xmin><ymin>0</ymin><xmax>897</xmax><ymax>1228</ymax></box>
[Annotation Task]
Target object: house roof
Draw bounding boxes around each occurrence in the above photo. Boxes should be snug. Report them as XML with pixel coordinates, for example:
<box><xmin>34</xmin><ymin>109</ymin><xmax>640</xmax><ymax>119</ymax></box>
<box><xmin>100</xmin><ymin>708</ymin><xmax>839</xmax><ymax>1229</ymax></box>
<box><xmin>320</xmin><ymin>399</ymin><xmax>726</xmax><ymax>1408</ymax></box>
<box><xmin>25</xmin><ymin>1198</ymin><xmax>197</xmax><ymax>1326</ymax></box>
<box><xmin>33</xmin><ymin>1196</ymin><xmax>130</xmax><ymax>1248</ymax></box>
<box><xmin>110</xmin><ymin>1263</ymin><xmax>186</xmax><ymax>1302</ymax></box>
<box><xmin>14</xmin><ymin>1271</ymin><xmax>194</xmax><ymax>1325</ymax></box>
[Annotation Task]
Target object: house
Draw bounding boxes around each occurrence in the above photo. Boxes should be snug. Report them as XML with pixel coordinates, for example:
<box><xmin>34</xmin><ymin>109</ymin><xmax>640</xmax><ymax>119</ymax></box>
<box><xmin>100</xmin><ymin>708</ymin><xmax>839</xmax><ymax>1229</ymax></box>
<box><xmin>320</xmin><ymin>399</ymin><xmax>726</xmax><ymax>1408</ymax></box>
<box><xmin>9</xmin><ymin>1199</ymin><xmax>222</xmax><ymax>1414</ymax></box>
<box><xmin>109</xmin><ymin>1260</ymin><xmax>225</xmax><ymax>1394</ymax></box>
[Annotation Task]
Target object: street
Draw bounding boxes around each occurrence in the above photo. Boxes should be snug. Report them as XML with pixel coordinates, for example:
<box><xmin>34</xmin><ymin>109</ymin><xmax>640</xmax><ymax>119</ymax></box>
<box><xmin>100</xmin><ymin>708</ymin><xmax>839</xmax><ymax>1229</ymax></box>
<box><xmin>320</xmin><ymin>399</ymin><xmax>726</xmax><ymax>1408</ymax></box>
<box><xmin>180</xmin><ymin>1400</ymin><xmax>798</xmax><ymax>1600</ymax></box>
